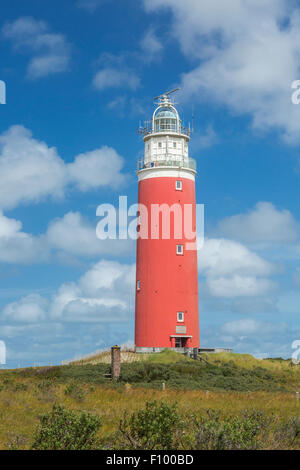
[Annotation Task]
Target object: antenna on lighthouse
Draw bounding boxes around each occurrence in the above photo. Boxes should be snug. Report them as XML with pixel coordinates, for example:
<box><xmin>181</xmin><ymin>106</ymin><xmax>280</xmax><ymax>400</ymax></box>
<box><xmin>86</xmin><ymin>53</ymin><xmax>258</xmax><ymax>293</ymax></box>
<box><xmin>192</xmin><ymin>105</ymin><xmax>195</xmax><ymax>133</ymax></box>
<box><xmin>154</xmin><ymin>88</ymin><xmax>180</xmax><ymax>105</ymax></box>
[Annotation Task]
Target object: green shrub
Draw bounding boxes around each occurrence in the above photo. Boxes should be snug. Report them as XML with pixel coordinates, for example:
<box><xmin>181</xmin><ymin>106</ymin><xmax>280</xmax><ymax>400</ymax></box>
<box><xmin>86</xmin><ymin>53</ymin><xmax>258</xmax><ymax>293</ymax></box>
<box><xmin>64</xmin><ymin>381</ymin><xmax>85</xmax><ymax>401</ymax></box>
<box><xmin>117</xmin><ymin>400</ymin><xmax>181</xmax><ymax>450</ymax></box>
<box><xmin>60</xmin><ymin>364</ymin><xmax>110</xmax><ymax>383</ymax></box>
<box><xmin>118</xmin><ymin>361</ymin><xmax>283</xmax><ymax>392</ymax></box>
<box><xmin>193</xmin><ymin>409</ymin><xmax>270</xmax><ymax>450</ymax></box>
<box><xmin>32</xmin><ymin>404</ymin><xmax>101</xmax><ymax>450</ymax></box>
<box><xmin>272</xmin><ymin>417</ymin><xmax>300</xmax><ymax>449</ymax></box>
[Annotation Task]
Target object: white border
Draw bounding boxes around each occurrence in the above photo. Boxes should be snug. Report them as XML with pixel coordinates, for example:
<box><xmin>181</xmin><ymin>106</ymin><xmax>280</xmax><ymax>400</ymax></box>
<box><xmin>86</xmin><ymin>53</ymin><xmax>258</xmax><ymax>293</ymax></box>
<box><xmin>138</xmin><ymin>167</ymin><xmax>196</xmax><ymax>182</ymax></box>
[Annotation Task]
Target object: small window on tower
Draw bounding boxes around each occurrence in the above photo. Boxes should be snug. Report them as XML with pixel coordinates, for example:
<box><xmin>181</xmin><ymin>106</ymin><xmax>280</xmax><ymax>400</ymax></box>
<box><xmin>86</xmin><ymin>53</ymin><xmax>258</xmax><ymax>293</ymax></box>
<box><xmin>176</xmin><ymin>180</ymin><xmax>182</xmax><ymax>191</ymax></box>
<box><xmin>173</xmin><ymin>142</ymin><xmax>177</xmax><ymax>148</ymax></box>
<box><xmin>137</xmin><ymin>280</ymin><xmax>141</xmax><ymax>291</ymax></box>
<box><xmin>177</xmin><ymin>312</ymin><xmax>184</xmax><ymax>322</ymax></box>
<box><xmin>176</xmin><ymin>244</ymin><xmax>183</xmax><ymax>255</ymax></box>
<box><xmin>158</xmin><ymin>142</ymin><xmax>162</xmax><ymax>148</ymax></box>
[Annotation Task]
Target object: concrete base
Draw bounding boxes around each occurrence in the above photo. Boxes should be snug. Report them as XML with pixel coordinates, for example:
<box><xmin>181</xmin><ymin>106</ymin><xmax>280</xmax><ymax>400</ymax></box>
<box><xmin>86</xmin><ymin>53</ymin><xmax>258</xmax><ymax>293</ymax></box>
<box><xmin>135</xmin><ymin>347</ymin><xmax>233</xmax><ymax>355</ymax></box>
<box><xmin>135</xmin><ymin>347</ymin><xmax>188</xmax><ymax>354</ymax></box>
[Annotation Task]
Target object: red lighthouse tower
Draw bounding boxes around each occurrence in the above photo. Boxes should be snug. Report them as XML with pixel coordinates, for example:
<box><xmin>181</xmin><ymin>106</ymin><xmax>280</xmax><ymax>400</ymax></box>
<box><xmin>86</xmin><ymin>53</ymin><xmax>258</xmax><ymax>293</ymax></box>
<box><xmin>135</xmin><ymin>89</ymin><xmax>200</xmax><ymax>353</ymax></box>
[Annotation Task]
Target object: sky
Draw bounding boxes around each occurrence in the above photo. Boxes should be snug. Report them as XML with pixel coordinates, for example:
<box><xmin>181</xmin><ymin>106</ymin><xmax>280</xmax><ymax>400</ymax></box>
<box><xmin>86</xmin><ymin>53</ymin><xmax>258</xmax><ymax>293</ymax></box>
<box><xmin>0</xmin><ymin>0</ymin><xmax>300</xmax><ymax>367</ymax></box>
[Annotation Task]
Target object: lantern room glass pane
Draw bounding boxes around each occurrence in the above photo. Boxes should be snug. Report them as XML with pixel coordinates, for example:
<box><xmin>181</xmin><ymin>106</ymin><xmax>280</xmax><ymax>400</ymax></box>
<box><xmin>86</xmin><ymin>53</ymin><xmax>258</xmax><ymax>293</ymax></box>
<box><xmin>154</xmin><ymin>107</ymin><xmax>178</xmax><ymax>132</ymax></box>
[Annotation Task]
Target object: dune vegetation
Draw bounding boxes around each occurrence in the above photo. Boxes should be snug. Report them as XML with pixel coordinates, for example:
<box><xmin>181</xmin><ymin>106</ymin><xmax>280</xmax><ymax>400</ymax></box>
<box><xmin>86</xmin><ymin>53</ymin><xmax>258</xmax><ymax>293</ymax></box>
<box><xmin>0</xmin><ymin>351</ymin><xmax>299</xmax><ymax>450</ymax></box>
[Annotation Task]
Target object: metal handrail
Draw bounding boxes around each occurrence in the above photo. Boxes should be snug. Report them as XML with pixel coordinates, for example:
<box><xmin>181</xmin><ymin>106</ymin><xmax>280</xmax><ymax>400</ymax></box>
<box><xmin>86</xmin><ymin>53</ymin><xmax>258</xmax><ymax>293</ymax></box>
<box><xmin>137</xmin><ymin>158</ymin><xmax>196</xmax><ymax>172</ymax></box>
<box><xmin>139</xmin><ymin>124</ymin><xmax>191</xmax><ymax>138</ymax></box>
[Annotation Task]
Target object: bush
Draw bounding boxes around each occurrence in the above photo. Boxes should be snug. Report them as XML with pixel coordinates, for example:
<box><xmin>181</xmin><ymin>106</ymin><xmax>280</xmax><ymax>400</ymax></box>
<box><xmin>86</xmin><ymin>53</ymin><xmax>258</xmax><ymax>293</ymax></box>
<box><xmin>118</xmin><ymin>361</ymin><xmax>283</xmax><ymax>392</ymax></box>
<box><xmin>193</xmin><ymin>409</ymin><xmax>270</xmax><ymax>450</ymax></box>
<box><xmin>32</xmin><ymin>404</ymin><xmax>101</xmax><ymax>450</ymax></box>
<box><xmin>64</xmin><ymin>381</ymin><xmax>85</xmax><ymax>401</ymax></box>
<box><xmin>117</xmin><ymin>400</ymin><xmax>181</xmax><ymax>450</ymax></box>
<box><xmin>272</xmin><ymin>417</ymin><xmax>300</xmax><ymax>449</ymax></box>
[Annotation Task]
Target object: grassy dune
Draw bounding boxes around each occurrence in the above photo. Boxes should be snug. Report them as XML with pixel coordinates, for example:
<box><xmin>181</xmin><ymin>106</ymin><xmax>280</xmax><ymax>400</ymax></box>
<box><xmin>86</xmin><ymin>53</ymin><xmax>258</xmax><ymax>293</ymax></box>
<box><xmin>0</xmin><ymin>351</ymin><xmax>299</xmax><ymax>449</ymax></box>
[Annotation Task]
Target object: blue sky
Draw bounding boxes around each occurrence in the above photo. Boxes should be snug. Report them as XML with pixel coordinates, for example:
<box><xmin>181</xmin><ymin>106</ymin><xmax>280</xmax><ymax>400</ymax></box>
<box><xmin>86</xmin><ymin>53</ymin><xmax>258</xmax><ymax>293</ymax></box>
<box><xmin>1</xmin><ymin>0</ymin><xmax>300</xmax><ymax>367</ymax></box>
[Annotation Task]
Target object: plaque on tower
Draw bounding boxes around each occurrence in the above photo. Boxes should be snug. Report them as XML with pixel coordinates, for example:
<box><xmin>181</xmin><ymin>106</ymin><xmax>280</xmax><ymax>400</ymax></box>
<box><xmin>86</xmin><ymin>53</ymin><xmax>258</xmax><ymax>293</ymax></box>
<box><xmin>176</xmin><ymin>326</ymin><xmax>187</xmax><ymax>334</ymax></box>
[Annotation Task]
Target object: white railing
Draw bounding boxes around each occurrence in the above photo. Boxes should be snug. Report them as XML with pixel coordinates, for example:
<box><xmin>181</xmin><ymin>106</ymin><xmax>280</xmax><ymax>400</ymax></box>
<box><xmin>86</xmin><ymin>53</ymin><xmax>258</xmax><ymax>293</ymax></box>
<box><xmin>137</xmin><ymin>158</ymin><xmax>196</xmax><ymax>172</ymax></box>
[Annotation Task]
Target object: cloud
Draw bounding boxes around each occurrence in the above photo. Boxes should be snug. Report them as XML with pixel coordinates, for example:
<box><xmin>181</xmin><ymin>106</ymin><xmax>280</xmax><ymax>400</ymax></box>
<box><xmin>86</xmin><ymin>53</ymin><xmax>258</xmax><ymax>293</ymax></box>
<box><xmin>220</xmin><ymin>317</ymin><xmax>288</xmax><ymax>340</ymax></box>
<box><xmin>217</xmin><ymin>202</ymin><xmax>299</xmax><ymax>244</ymax></box>
<box><xmin>0</xmin><ymin>126</ymin><xmax>66</xmax><ymax>209</ymax></box>
<box><xmin>2</xmin><ymin>16</ymin><xmax>71</xmax><ymax>78</ymax></box>
<box><xmin>0</xmin><ymin>125</ymin><xmax>128</xmax><ymax>210</ymax></box>
<box><xmin>221</xmin><ymin>318</ymin><xmax>263</xmax><ymax>336</ymax></box>
<box><xmin>143</xmin><ymin>0</ymin><xmax>300</xmax><ymax>143</ymax></box>
<box><xmin>93</xmin><ymin>29</ymin><xmax>162</xmax><ymax>94</ymax></box>
<box><xmin>69</xmin><ymin>147</ymin><xmax>127</xmax><ymax>191</ymax></box>
<box><xmin>140</xmin><ymin>29</ymin><xmax>163</xmax><ymax>62</ymax></box>
<box><xmin>198</xmin><ymin>238</ymin><xmax>274</xmax><ymax>277</ymax></box>
<box><xmin>198</xmin><ymin>238</ymin><xmax>277</xmax><ymax>299</ymax></box>
<box><xmin>107</xmin><ymin>95</ymin><xmax>149</xmax><ymax>118</ymax></box>
<box><xmin>1</xmin><ymin>260</ymin><xmax>135</xmax><ymax>324</ymax></box>
<box><xmin>0</xmin><ymin>208</ymin><xmax>134</xmax><ymax>265</ymax></box>
<box><xmin>2</xmin><ymin>294</ymin><xmax>48</xmax><ymax>323</ymax></box>
<box><xmin>93</xmin><ymin>67</ymin><xmax>140</xmax><ymax>91</ymax></box>
<box><xmin>206</xmin><ymin>275</ymin><xmax>276</xmax><ymax>298</ymax></box>
<box><xmin>0</xmin><ymin>211</ymin><xmax>47</xmax><ymax>263</ymax></box>
<box><xmin>190</xmin><ymin>125</ymin><xmax>218</xmax><ymax>151</ymax></box>
<box><xmin>93</xmin><ymin>52</ymin><xmax>141</xmax><ymax>91</ymax></box>
<box><xmin>199</xmin><ymin>315</ymin><xmax>296</xmax><ymax>358</ymax></box>
<box><xmin>231</xmin><ymin>297</ymin><xmax>278</xmax><ymax>314</ymax></box>
<box><xmin>46</xmin><ymin>211</ymin><xmax>134</xmax><ymax>257</ymax></box>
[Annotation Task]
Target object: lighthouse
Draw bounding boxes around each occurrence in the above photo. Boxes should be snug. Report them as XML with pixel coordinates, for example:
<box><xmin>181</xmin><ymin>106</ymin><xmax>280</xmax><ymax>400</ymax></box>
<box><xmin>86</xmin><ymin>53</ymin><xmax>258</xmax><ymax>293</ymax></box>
<box><xmin>135</xmin><ymin>89</ymin><xmax>200</xmax><ymax>353</ymax></box>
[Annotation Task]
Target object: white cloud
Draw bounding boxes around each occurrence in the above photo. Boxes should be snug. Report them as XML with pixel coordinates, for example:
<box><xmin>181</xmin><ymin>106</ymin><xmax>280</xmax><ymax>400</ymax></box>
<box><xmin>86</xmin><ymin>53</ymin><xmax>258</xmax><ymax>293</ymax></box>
<box><xmin>2</xmin><ymin>294</ymin><xmax>48</xmax><ymax>323</ymax></box>
<box><xmin>220</xmin><ymin>317</ymin><xmax>286</xmax><ymax>339</ymax></box>
<box><xmin>0</xmin><ymin>126</ymin><xmax>66</xmax><ymax>209</ymax></box>
<box><xmin>144</xmin><ymin>0</ymin><xmax>300</xmax><ymax>143</ymax></box>
<box><xmin>198</xmin><ymin>238</ymin><xmax>277</xmax><ymax>298</ymax></box>
<box><xmin>1</xmin><ymin>259</ymin><xmax>135</xmax><ymax>324</ymax></box>
<box><xmin>217</xmin><ymin>202</ymin><xmax>299</xmax><ymax>244</ymax></box>
<box><xmin>191</xmin><ymin>126</ymin><xmax>218</xmax><ymax>149</ymax></box>
<box><xmin>2</xmin><ymin>16</ymin><xmax>71</xmax><ymax>78</ymax></box>
<box><xmin>198</xmin><ymin>238</ymin><xmax>274</xmax><ymax>277</ymax></box>
<box><xmin>207</xmin><ymin>275</ymin><xmax>276</xmax><ymax>298</ymax></box>
<box><xmin>69</xmin><ymin>147</ymin><xmax>127</xmax><ymax>191</ymax></box>
<box><xmin>231</xmin><ymin>297</ymin><xmax>278</xmax><ymax>314</ymax></box>
<box><xmin>0</xmin><ymin>211</ymin><xmax>47</xmax><ymax>263</ymax></box>
<box><xmin>47</xmin><ymin>260</ymin><xmax>135</xmax><ymax>322</ymax></box>
<box><xmin>221</xmin><ymin>318</ymin><xmax>262</xmax><ymax>336</ymax></box>
<box><xmin>0</xmin><ymin>125</ymin><xmax>128</xmax><ymax>210</ymax></box>
<box><xmin>140</xmin><ymin>29</ymin><xmax>163</xmax><ymax>62</ymax></box>
<box><xmin>190</xmin><ymin>125</ymin><xmax>218</xmax><ymax>151</ymax></box>
<box><xmin>93</xmin><ymin>52</ymin><xmax>141</xmax><ymax>91</ymax></box>
<box><xmin>0</xmin><ymin>208</ymin><xmax>134</xmax><ymax>265</ymax></box>
<box><xmin>46</xmin><ymin>211</ymin><xmax>133</xmax><ymax>258</ymax></box>
<box><xmin>93</xmin><ymin>67</ymin><xmax>140</xmax><ymax>91</ymax></box>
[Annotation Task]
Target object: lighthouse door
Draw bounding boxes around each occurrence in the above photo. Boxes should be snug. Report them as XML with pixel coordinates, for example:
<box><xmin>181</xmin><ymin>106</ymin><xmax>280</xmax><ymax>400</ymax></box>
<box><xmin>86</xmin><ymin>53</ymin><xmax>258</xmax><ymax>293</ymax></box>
<box><xmin>175</xmin><ymin>337</ymin><xmax>187</xmax><ymax>348</ymax></box>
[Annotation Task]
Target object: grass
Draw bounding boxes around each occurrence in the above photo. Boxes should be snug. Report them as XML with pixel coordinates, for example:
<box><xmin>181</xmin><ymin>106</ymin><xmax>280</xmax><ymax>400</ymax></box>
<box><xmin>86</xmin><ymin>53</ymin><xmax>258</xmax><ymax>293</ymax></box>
<box><xmin>0</xmin><ymin>350</ymin><xmax>299</xmax><ymax>449</ymax></box>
